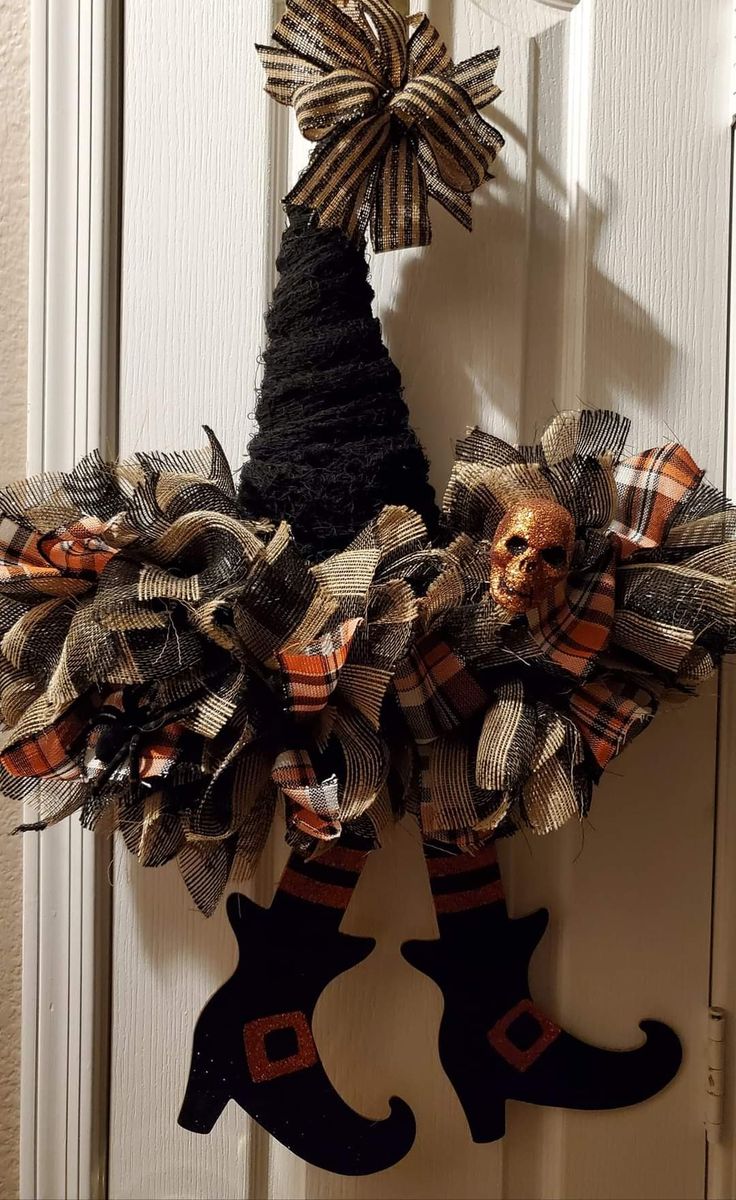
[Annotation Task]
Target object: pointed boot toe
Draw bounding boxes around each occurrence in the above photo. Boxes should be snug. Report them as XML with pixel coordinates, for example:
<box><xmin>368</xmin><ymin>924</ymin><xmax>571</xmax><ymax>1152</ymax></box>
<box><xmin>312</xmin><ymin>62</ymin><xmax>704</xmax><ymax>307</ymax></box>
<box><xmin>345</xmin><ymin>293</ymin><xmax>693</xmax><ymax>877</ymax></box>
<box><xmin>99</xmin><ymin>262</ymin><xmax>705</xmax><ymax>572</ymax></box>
<box><xmin>405</xmin><ymin>840</ymin><xmax>683</xmax><ymax>1142</ymax></box>
<box><xmin>181</xmin><ymin>843</ymin><xmax>416</xmax><ymax>1173</ymax></box>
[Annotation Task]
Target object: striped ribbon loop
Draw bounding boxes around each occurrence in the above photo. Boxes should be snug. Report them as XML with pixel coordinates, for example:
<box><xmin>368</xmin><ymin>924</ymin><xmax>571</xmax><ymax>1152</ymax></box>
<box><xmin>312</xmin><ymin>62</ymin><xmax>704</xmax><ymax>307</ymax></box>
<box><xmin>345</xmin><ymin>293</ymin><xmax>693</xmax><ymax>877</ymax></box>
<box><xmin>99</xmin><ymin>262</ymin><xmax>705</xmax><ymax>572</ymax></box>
<box><xmin>259</xmin><ymin>0</ymin><xmax>504</xmax><ymax>251</ymax></box>
<box><xmin>293</xmin><ymin>69</ymin><xmax>382</xmax><ymax>140</ymax></box>
<box><xmin>362</xmin><ymin>0</ymin><xmax>407</xmax><ymax>88</ymax></box>
<box><xmin>450</xmin><ymin>48</ymin><xmax>503</xmax><ymax>108</ymax></box>
<box><xmin>273</xmin><ymin>0</ymin><xmax>379</xmax><ymax>74</ymax></box>
<box><xmin>406</xmin><ymin>14</ymin><xmax>452</xmax><ymax>76</ymax></box>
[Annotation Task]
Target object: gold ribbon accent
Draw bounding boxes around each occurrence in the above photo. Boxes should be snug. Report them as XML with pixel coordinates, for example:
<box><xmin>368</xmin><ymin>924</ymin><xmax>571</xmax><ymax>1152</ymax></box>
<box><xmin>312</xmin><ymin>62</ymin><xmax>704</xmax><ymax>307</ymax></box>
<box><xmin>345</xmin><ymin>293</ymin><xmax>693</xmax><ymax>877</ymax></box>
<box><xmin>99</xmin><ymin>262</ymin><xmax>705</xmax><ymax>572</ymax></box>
<box><xmin>258</xmin><ymin>0</ymin><xmax>504</xmax><ymax>251</ymax></box>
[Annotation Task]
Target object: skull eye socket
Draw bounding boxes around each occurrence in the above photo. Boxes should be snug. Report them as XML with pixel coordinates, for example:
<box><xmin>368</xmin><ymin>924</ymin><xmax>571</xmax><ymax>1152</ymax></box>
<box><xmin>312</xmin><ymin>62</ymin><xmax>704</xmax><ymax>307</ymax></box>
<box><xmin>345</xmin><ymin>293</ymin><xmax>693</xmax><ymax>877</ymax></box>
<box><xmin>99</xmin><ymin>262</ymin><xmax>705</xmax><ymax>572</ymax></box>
<box><xmin>541</xmin><ymin>545</ymin><xmax>567</xmax><ymax>569</ymax></box>
<box><xmin>505</xmin><ymin>535</ymin><xmax>528</xmax><ymax>556</ymax></box>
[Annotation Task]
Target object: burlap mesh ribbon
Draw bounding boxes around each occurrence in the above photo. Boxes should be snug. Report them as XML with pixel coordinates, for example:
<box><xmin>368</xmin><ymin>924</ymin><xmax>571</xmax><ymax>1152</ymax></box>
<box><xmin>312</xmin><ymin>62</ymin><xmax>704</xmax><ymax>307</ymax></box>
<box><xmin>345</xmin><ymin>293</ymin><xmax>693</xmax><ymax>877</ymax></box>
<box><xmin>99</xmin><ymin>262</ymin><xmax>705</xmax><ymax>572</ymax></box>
<box><xmin>394</xmin><ymin>410</ymin><xmax>736</xmax><ymax>846</ymax></box>
<box><xmin>3</xmin><ymin>412</ymin><xmax>735</xmax><ymax>902</ymax></box>
<box><xmin>258</xmin><ymin>0</ymin><xmax>504</xmax><ymax>250</ymax></box>
<box><xmin>0</xmin><ymin>431</ymin><xmax>429</xmax><ymax>914</ymax></box>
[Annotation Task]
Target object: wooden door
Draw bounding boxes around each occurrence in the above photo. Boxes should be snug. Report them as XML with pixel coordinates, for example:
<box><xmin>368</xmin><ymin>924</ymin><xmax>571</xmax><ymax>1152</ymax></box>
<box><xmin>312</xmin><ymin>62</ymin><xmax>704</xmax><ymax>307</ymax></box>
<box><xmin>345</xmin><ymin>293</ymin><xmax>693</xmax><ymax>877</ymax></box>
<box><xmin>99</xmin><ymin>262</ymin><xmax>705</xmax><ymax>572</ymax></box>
<box><xmin>108</xmin><ymin>2</ymin><xmax>732</xmax><ymax>1197</ymax></box>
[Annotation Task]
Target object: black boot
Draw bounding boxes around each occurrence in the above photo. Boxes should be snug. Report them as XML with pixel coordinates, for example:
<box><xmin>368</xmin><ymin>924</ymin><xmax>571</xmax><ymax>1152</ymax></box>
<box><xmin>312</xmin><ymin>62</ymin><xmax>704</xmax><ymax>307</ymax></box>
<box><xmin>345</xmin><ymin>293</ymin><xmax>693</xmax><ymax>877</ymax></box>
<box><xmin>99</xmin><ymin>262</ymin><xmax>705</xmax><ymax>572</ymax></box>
<box><xmin>401</xmin><ymin>841</ymin><xmax>682</xmax><ymax>1143</ymax></box>
<box><xmin>180</xmin><ymin>841</ymin><xmax>416</xmax><ymax>1174</ymax></box>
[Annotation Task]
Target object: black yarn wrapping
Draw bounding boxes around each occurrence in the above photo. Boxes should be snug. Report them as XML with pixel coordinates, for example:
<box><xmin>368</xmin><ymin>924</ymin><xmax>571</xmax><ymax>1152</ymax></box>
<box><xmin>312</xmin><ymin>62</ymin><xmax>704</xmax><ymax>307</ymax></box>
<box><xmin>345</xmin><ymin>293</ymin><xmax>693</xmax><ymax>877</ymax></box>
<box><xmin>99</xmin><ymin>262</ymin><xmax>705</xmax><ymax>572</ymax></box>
<box><xmin>238</xmin><ymin>209</ymin><xmax>439</xmax><ymax>561</ymax></box>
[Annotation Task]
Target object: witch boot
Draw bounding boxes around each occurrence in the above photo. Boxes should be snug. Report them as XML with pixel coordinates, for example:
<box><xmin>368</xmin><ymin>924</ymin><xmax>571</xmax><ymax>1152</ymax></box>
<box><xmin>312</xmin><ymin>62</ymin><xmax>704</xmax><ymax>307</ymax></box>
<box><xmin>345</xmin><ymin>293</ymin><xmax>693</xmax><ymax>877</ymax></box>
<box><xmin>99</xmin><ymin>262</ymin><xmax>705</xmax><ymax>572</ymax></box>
<box><xmin>401</xmin><ymin>841</ymin><xmax>682</xmax><ymax>1143</ymax></box>
<box><xmin>180</xmin><ymin>840</ymin><xmax>416</xmax><ymax>1174</ymax></box>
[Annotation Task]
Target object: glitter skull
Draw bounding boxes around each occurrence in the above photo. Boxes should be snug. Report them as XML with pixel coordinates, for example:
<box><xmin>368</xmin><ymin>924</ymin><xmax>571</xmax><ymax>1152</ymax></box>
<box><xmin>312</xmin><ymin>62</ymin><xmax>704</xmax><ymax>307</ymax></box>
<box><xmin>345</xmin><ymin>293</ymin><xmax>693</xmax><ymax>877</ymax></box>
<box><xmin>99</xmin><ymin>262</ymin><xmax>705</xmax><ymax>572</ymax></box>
<box><xmin>490</xmin><ymin>498</ymin><xmax>575</xmax><ymax>614</ymax></box>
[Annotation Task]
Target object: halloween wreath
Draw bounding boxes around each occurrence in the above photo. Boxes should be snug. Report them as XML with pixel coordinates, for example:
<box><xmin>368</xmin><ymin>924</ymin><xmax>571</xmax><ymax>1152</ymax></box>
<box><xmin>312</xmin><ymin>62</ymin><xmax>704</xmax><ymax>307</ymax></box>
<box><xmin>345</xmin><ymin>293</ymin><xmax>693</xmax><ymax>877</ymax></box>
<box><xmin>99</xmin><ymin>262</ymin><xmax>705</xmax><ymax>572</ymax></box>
<box><xmin>2</xmin><ymin>0</ymin><xmax>733</xmax><ymax>1176</ymax></box>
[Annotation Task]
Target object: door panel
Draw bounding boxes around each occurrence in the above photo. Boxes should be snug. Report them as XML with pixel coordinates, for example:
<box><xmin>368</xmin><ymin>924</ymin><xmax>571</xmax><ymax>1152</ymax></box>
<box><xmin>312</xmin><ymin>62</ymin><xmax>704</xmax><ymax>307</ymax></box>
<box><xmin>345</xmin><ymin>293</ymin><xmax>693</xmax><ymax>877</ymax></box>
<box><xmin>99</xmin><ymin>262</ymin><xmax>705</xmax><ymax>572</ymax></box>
<box><xmin>111</xmin><ymin>1</ymin><xmax>731</xmax><ymax>1197</ymax></box>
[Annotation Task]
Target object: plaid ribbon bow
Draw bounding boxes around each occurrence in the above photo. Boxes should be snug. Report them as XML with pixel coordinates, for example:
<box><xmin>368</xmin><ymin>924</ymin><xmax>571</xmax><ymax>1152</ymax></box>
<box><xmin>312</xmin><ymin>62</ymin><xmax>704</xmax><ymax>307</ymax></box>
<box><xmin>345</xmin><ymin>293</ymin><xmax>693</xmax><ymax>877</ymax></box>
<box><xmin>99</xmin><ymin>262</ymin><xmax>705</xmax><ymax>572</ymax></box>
<box><xmin>258</xmin><ymin>0</ymin><xmax>504</xmax><ymax>250</ymax></box>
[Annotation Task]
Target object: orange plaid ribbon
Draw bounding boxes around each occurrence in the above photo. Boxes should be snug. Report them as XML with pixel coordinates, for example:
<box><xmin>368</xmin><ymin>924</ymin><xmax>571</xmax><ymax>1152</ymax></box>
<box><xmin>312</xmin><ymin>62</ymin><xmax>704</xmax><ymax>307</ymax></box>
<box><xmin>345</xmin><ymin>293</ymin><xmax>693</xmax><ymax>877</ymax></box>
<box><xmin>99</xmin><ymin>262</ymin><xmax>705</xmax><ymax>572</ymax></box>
<box><xmin>0</xmin><ymin>432</ymin><xmax>427</xmax><ymax>913</ymax></box>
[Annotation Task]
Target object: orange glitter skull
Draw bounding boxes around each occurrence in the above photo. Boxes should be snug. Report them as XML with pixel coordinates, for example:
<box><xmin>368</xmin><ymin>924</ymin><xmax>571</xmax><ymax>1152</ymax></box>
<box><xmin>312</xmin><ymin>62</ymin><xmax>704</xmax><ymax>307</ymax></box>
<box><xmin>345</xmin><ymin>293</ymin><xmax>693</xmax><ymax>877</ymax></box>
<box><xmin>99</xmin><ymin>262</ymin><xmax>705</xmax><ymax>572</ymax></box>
<box><xmin>490</xmin><ymin>498</ymin><xmax>575</xmax><ymax>614</ymax></box>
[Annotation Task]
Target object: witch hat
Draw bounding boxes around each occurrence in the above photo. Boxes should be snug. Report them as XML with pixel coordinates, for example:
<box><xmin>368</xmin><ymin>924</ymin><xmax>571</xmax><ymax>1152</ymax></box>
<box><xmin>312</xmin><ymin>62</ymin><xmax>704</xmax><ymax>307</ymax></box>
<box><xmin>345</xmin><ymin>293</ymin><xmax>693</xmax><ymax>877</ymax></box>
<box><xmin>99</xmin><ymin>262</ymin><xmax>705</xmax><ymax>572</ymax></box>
<box><xmin>238</xmin><ymin>208</ymin><xmax>440</xmax><ymax>561</ymax></box>
<box><xmin>240</xmin><ymin>0</ymin><xmax>505</xmax><ymax>558</ymax></box>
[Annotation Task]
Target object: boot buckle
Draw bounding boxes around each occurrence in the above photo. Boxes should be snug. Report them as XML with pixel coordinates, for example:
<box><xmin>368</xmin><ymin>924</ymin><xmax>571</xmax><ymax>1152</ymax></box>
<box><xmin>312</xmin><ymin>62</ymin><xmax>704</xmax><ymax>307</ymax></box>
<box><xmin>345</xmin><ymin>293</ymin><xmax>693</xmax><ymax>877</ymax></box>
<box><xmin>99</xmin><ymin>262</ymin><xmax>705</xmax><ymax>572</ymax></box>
<box><xmin>243</xmin><ymin>1011</ymin><xmax>319</xmax><ymax>1082</ymax></box>
<box><xmin>488</xmin><ymin>999</ymin><xmax>561</xmax><ymax>1072</ymax></box>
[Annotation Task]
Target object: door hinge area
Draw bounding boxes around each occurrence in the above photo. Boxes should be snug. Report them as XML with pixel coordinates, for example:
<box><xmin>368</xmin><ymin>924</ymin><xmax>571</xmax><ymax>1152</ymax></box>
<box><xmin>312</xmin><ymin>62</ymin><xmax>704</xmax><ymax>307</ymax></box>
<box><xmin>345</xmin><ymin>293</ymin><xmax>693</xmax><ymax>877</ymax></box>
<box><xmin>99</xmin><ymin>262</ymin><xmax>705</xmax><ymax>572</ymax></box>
<box><xmin>706</xmin><ymin>1006</ymin><xmax>726</xmax><ymax>1143</ymax></box>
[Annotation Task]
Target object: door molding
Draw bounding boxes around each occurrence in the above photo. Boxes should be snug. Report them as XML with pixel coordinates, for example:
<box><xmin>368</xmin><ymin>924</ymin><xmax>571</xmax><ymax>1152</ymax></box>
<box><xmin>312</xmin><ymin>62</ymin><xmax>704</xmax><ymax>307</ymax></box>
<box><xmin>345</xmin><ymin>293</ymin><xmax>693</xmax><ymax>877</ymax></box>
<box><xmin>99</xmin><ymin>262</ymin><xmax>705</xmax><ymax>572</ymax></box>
<box><xmin>708</xmin><ymin>111</ymin><xmax>736</xmax><ymax>1200</ymax></box>
<box><xmin>22</xmin><ymin>2</ymin><xmax>121</xmax><ymax>1196</ymax></box>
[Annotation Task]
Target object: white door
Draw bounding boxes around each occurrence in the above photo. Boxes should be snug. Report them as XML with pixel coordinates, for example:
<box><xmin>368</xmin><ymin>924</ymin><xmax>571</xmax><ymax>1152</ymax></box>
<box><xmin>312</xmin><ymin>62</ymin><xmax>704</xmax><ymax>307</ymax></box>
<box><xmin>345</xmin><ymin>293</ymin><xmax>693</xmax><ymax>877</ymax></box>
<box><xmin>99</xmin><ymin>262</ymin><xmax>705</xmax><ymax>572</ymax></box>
<box><xmin>104</xmin><ymin>1</ymin><xmax>732</xmax><ymax>1197</ymax></box>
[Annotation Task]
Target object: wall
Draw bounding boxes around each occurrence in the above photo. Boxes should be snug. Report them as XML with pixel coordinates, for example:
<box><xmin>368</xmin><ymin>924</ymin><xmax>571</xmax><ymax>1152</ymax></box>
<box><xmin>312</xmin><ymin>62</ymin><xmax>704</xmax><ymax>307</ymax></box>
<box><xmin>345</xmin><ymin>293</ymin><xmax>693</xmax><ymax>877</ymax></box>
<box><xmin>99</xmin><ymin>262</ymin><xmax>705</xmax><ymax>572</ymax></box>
<box><xmin>0</xmin><ymin>0</ymin><xmax>29</xmax><ymax>1197</ymax></box>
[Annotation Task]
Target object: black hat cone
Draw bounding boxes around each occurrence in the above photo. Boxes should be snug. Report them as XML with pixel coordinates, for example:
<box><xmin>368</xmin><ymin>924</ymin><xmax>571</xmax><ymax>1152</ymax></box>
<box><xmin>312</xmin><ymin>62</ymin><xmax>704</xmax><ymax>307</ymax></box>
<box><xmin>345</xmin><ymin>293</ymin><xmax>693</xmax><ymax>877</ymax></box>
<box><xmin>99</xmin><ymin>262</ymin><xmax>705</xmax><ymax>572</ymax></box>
<box><xmin>239</xmin><ymin>209</ymin><xmax>439</xmax><ymax>560</ymax></box>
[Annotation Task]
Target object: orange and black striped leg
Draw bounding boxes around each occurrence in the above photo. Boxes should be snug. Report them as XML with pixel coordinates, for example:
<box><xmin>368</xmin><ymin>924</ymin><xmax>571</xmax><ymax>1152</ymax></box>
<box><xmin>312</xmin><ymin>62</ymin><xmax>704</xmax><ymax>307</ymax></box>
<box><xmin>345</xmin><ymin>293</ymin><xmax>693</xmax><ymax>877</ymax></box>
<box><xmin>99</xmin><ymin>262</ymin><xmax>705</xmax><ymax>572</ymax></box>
<box><xmin>179</xmin><ymin>840</ymin><xmax>416</xmax><ymax>1175</ymax></box>
<box><xmin>402</xmin><ymin>841</ymin><xmax>682</xmax><ymax>1143</ymax></box>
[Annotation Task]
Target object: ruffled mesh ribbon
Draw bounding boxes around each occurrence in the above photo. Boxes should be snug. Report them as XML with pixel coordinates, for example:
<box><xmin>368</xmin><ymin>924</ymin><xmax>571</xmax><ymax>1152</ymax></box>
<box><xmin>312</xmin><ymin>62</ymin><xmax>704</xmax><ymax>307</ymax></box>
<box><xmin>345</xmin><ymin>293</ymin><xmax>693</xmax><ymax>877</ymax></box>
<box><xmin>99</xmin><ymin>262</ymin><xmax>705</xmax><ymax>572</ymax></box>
<box><xmin>0</xmin><ymin>431</ymin><xmax>428</xmax><ymax>913</ymax></box>
<box><xmin>394</xmin><ymin>410</ymin><xmax>736</xmax><ymax>845</ymax></box>
<box><xmin>4</xmin><ymin>411</ymin><xmax>735</xmax><ymax>900</ymax></box>
<box><xmin>258</xmin><ymin>0</ymin><xmax>504</xmax><ymax>250</ymax></box>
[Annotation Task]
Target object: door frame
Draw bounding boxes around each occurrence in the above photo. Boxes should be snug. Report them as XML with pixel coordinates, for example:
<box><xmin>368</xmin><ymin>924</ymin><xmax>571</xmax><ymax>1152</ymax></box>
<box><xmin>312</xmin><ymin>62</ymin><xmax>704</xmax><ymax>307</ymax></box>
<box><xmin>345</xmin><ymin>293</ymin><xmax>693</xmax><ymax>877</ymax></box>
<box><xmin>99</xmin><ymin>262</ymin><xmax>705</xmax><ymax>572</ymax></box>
<box><xmin>21</xmin><ymin>2</ymin><xmax>121</xmax><ymax>1197</ymax></box>
<box><xmin>706</xmin><ymin>106</ymin><xmax>736</xmax><ymax>1200</ymax></box>
<box><xmin>19</xmin><ymin>1</ymin><xmax>736</xmax><ymax>1197</ymax></box>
